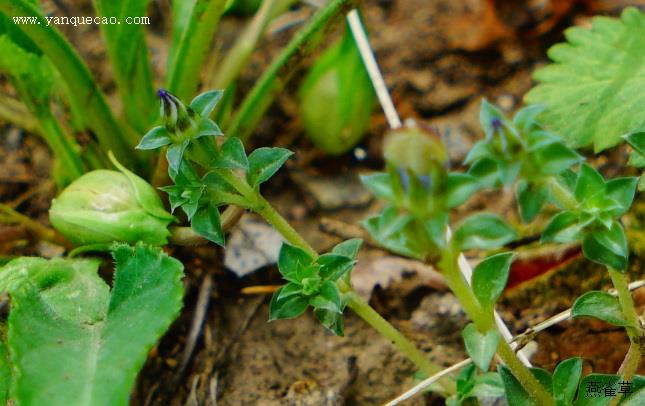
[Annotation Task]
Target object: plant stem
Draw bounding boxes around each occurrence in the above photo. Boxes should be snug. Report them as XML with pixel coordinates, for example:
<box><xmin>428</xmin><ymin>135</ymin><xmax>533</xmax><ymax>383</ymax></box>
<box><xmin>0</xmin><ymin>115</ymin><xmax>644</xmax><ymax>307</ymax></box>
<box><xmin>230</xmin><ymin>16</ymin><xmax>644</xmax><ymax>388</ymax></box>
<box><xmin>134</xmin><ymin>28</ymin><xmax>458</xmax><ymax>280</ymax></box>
<box><xmin>344</xmin><ymin>289</ymin><xmax>455</xmax><ymax>395</ymax></box>
<box><xmin>0</xmin><ymin>0</ymin><xmax>139</xmax><ymax>168</ymax></box>
<box><xmin>167</xmin><ymin>0</ymin><xmax>227</xmax><ymax>101</ymax></box>
<box><xmin>607</xmin><ymin>267</ymin><xmax>643</xmax><ymax>406</ymax></box>
<box><xmin>0</xmin><ymin>204</ymin><xmax>73</xmax><ymax>250</ymax></box>
<box><xmin>227</xmin><ymin>0</ymin><xmax>355</xmax><ymax>142</ymax></box>
<box><xmin>440</xmin><ymin>248</ymin><xmax>555</xmax><ymax>405</ymax></box>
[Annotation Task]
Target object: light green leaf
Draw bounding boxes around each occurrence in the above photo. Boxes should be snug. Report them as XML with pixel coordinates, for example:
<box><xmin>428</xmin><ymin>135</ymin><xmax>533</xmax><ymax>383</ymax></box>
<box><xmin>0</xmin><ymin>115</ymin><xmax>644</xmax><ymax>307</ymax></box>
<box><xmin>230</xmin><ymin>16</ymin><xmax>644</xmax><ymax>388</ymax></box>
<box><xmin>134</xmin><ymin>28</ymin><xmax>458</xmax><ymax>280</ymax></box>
<box><xmin>472</xmin><ymin>252</ymin><xmax>513</xmax><ymax>309</ymax></box>
<box><xmin>246</xmin><ymin>147</ymin><xmax>293</xmax><ymax>187</ymax></box>
<box><xmin>0</xmin><ymin>337</ymin><xmax>10</xmax><ymax>404</ymax></box>
<box><xmin>498</xmin><ymin>365</ymin><xmax>553</xmax><ymax>406</ymax></box>
<box><xmin>0</xmin><ymin>244</ymin><xmax>184</xmax><ymax>406</ymax></box>
<box><xmin>360</xmin><ymin>173</ymin><xmax>395</xmax><ymax>202</ymax></box>
<box><xmin>575</xmin><ymin>164</ymin><xmax>606</xmax><ymax>204</ymax></box>
<box><xmin>525</xmin><ymin>8</ymin><xmax>645</xmax><ymax>151</ymax></box>
<box><xmin>445</xmin><ymin>173</ymin><xmax>480</xmax><ymax>208</ymax></box>
<box><xmin>191</xmin><ymin>203</ymin><xmax>224</xmax><ymax>246</ymax></box>
<box><xmin>462</xmin><ymin>324</ymin><xmax>500</xmax><ymax>372</ymax></box>
<box><xmin>331</xmin><ymin>238</ymin><xmax>363</xmax><ymax>259</ymax></box>
<box><xmin>581</xmin><ymin>221</ymin><xmax>629</xmax><ymax>271</ymax></box>
<box><xmin>572</xmin><ymin>291</ymin><xmax>632</xmax><ymax>327</ymax></box>
<box><xmin>211</xmin><ymin>136</ymin><xmax>249</xmax><ymax>170</ymax></box>
<box><xmin>552</xmin><ymin>358</ymin><xmax>583</xmax><ymax>406</ymax></box>
<box><xmin>516</xmin><ymin>181</ymin><xmax>549</xmax><ymax>223</ymax></box>
<box><xmin>604</xmin><ymin>177</ymin><xmax>638</xmax><ymax>217</ymax></box>
<box><xmin>268</xmin><ymin>289</ymin><xmax>308</xmax><ymax>321</ymax></box>
<box><xmin>277</xmin><ymin>243</ymin><xmax>314</xmax><ymax>282</ymax></box>
<box><xmin>309</xmin><ymin>280</ymin><xmax>342</xmax><ymax>314</ymax></box>
<box><xmin>454</xmin><ymin>213</ymin><xmax>517</xmax><ymax>250</ymax></box>
<box><xmin>541</xmin><ymin>211</ymin><xmax>585</xmax><ymax>243</ymax></box>
<box><xmin>190</xmin><ymin>90</ymin><xmax>224</xmax><ymax>116</ymax></box>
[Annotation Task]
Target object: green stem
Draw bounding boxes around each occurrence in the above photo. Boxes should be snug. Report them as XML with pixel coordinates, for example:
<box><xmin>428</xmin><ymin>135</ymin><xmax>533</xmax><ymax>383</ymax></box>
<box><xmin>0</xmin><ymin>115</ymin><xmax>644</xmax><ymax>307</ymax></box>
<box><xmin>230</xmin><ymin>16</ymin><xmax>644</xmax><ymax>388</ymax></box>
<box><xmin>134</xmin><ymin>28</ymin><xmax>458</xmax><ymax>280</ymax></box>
<box><xmin>167</xmin><ymin>0</ymin><xmax>227</xmax><ymax>100</ymax></box>
<box><xmin>607</xmin><ymin>267</ymin><xmax>643</xmax><ymax>403</ymax></box>
<box><xmin>345</xmin><ymin>289</ymin><xmax>455</xmax><ymax>395</ymax></box>
<box><xmin>209</xmin><ymin>0</ymin><xmax>296</xmax><ymax>90</ymax></box>
<box><xmin>0</xmin><ymin>0</ymin><xmax>138</xmax><ymax>168</ymax></box>
<box><xmin>227</xmin><ymin>0</ymin><xmax>355</xmax><ymax>142</ymax></box>
<box><xmin>440</xmin><ymin>248</ymin><xmax>555</xmax><ymax>405</ymax></box>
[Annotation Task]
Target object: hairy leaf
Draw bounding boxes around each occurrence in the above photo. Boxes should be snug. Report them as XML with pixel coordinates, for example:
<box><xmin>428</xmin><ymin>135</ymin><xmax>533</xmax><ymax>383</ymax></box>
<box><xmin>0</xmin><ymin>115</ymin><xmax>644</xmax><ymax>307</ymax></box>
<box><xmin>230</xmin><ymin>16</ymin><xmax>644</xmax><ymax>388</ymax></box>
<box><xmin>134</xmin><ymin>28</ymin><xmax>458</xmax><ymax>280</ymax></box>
<box><xmin>0</xmin><ymin>244</ymin><xmax>184</xmax><ymax>406</ymax></box>
<box><xmin>525</xmin><ymin>8</ymin><xmax>645</xmax><ymax>151</ymax></box>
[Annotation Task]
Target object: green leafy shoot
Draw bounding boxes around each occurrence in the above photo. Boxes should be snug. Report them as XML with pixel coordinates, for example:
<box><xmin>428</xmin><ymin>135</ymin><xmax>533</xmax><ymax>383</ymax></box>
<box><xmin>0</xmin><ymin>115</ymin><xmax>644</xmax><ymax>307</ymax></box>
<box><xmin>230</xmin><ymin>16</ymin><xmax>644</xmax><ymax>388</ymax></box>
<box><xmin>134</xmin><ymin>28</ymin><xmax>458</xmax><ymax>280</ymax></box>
<box><xmin>0</xmin><ymin>243</ymin><xmax>184</xmax><ymax>406</ymax></box>
<box><xmin>525</xmin><ymin>8</ymin><xmax>645</xmax><ymax>152</ymax></box>
<box><xmin>269</xmin><ymin>239</ymin><xmax>362</xmax><ymax>336</ymax></box>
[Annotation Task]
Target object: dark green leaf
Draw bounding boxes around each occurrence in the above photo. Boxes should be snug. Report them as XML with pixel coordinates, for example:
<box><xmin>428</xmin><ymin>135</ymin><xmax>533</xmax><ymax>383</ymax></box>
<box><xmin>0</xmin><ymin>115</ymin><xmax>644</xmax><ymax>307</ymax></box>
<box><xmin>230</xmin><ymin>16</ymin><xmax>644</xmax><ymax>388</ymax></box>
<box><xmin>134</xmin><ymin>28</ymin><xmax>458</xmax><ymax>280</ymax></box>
<box><xmin>532</xmin><ymin>142</ymin><xmax>582</xmax><ymax>176</ymax></box>
<box><xmin>276</xmin><ymin>282</ymin><xmax>302</xmax><ymax>301</ymax></box>
<box><xmin>136</xmin><ymin>126</ymin><xmax>172</xmax><ymax>150</ymax></box>
<box><xmin>313</xmin><ymin>307</ymin><xmax>344</xmax><ymax>336</ymax></box>
<box><xmin>552</xmin><ymin>357</ymin><xmax>583</xmax><ymax>406</ymax></box>
<box><xmin>277</xmin><ymin>243</ymin><xmax>314</xmax><ymax>282</ymax></box>
<box><xmin>572</xmin><ymin>291</ymin><xmax>632</xmax><ymax>327</ymax></box>
<box><xmin>166</xmin><ymin>140</ymin><xmax>190</xmax><ymax>176</ymax></box>
<box><xmin>468</xmin><ymin>157</ymin><xmax>501</xmax><ymax>188</ymax></box>
<box><xmin>189</xmin><ymin>90</ymin><xmax>224</xmax><ymax>116</ymax></box>
<box><xmin>472</xmin><ymin>252</ymin><xmax>513</xmax><ymax>309</ymax></box>
<box><xmin>604</xmin><ymin>177</ymin><xmax>638</xmax><ymax>217</ymax></box>
<box><xmin>268</xmin><ymin>289</ymin><xmax>308</xmax><ymax>321</ymax></box>
<box><xmin>575</xmin><ymin>164</ymin><xmax>606</xmax><ymax>204</ymax></box>
<box><xmin>363</xmin><ymin>208</ymin><xmax>426</xmax><ymax>260</ymax></box>
<box><xmin>456</xmin><ymin>364</ymin><xmax>477</xmax><ymax>396</ymax></box>
<box><xmin>317</xmin><ymin>254</ymin><xmax>354</xmax><ymax>281</ymax></box>
<box><xmin>211</xmin><ymin>136</ymin><xmax>248</xmax><ymax>170</ymax></box>
<box><xmin>542</xmin><ymin>211</ymin><xmax>585</xmax><ymax>243</ymax></box>
<box><xmin>195</xmin><ymin>118</ymin><xmax>223</xmax><ymax>137</ymax></box>
<box><xmin>0</xmin><ymin>338</ymin><xmax>9</xmax><ymax>404</ymax></box>
<box><xmin>446</xmin><ymin>173</ymin><xmax>480</xmax><ymax>208</ymax></box>
<box><xmin>581</xmin><ymin>221</ymin><xmax>628</xmax><ymax>271</ymax></box>
<box><xmin>247</xmin><ymin>147</ymin><xmax>293</xmax><ymax>187</ymax></box>
<box><xmin>516</xmin><ymin>181</ymin><xmax>549</xmax><ymax>223</ymax></box>
<box><xmin>498</xmin><ymin>365</ymin><xmax>553</xmax><ymax>406</ymax></box>
<box><xmin>191</xmin><ymin>203</ymin><xmax>224</xmax><ymax>246</ymax></box>
<box><xmin>309</xmin><ymin>280</ymin><xmax>342</xmax><ymax>314</ymax></box>
<box><xmin>331</xmin><ymin>238</ymin><xmax>363</xmax><ymax>259</ymax></box>
<box><xmin>462</xmin><ymin>324</ymin><xmax>500</xmax><ymax>372</ymax></box>
<box><xmin>573</xmin><ymin>374</ymin><xmax>619</xmax><ymax>406</ymax></box>
<box><xmin>454</xmin><ymin>213</ymin><xmax>517</xmax><ymax>250</ymax></box>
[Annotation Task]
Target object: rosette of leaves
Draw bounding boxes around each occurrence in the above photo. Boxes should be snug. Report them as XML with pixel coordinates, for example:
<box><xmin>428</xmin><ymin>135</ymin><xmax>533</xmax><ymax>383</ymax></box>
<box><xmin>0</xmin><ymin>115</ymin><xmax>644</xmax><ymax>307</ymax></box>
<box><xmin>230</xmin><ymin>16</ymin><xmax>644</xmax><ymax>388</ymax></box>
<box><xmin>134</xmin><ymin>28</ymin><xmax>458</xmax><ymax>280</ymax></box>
<box><xmin>361</xmin><ymin>126</ymin><xmax>483</xmax><ymax>261</ymax></box>
<box><xmin>541</xmin><ymin>163</ymin><xmax>638</xmax><ymax>272</ymax></box>
<box><xmin>466</xmin><ymin>101</ymin><xmax>582</xmax><ymax>222</ymax></box>
<box><xmin>139</xmin><ymin>89</ymin><xmax>294</xmax><ymax>246</ymax></box>
<box><xmin>525</xmin><ymin>7</ymin><xmax>645</xmax><ymax>152</ymax></box>
<box><xmin>624</xmin><ymin>132</ymin><xmax>645</xmax><ymax>191</ymax></box>
<box><xmin>269</xmin><ymin>239</ymin><xmax>361</xmax><ymax>335</ymax></box>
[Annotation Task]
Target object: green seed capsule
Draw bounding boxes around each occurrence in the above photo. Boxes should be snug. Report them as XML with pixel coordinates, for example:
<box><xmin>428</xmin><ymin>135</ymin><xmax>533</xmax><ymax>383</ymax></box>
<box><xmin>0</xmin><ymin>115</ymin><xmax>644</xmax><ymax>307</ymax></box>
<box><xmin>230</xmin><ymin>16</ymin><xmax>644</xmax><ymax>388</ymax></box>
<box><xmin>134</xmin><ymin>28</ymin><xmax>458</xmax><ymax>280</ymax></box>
<box><xmin>298</xmin><ymin>23</ymin><xmax>375</xmax><ymax>155</ymax></box>
<box><xmin>49</xmin><ymin>156</ymin><xmax>174</xmax><ymax>246</ymax></box>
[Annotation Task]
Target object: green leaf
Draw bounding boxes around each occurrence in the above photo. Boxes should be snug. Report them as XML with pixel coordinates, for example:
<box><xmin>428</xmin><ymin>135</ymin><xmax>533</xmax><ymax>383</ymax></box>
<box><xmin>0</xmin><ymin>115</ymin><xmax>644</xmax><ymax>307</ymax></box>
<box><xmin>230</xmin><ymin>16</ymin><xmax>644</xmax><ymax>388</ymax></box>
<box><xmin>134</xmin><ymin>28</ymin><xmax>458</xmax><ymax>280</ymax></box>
<box><xmin>360</xmin><ymin>173</ymin><xmax>395</xmax><ymax>202</ymax></box>
<box><xmin>472</xmin><ymin>252</ymin><xmax>513</xmax><ymax>309</ymax></box>
<box><xmin>0</xmin><ymin>244</ymin><xmax>183</xmax><ymax>406</ymax></box>
<box><xmin>525</xmin><ymin>7</ymin><xmax>645</xmax><ymax>151</ymax></box>
<box><xmin>471</xmin><ymin>373</ymin><xmax>505</xmax><ymax>399</ymax></box>
<box><xmin>572</xmin><ymin>291</ymin><xmax>632</xmax><ymax>327</ymax></box>
<box><xmin>211</xmin><ymin>136</ymin><xmax>249</xmax><ymax>170</ymax></box>
<box><xmin>246</xmin><ymin>147</ymin><xmax>293</xmax><ymax>187</ymax></box>
<box><xmin>309</xmin><ymin>280</ymin><xmax>342</xmax><ymax>314</ymax></box>
<box><xmin>331</xmin><ymin>238</ymin><xmax>363</xmax><ymax>259</ymax></box>
<box><xmin>276</xmin><ymin>282</ymin><xmax>303</xmax><ymax>301</ymax></box>
<box><xmin>363</xmin><ymin>207</ymin><xmax>426</xmax><ymax>260</ymax></box>
<box><xmin>468</xmin><ymin>157</ymin><xmax>501</xmax><ymax>188</ymax></box>
<box><xmin>136</xmin><ymin>126</ymin><xmax>172</xmax><ymax>150</ymax></box>
<box><xmin>532</xmin><ymin>142</ymin><xmax>582</xmax><ymax>176</ymax></box>
<box><xmin>278</xmin><ymin>243</ymin><xmax>314</xmax><ymax>282</ymax></box>
<box><xmin>479</xmin><ymin>99</ymin><xmax>513</xmax><ymax>139</ymax></box>
<box><xmin>462</xmin><ymin>324</ymin><xmax>500</xmax><ymax>372</ymax></box>
<box><xmin>454</xmin><ymin>213</ymin><xmax>517</xmax><ymax>250</ymax></box>
<box><xmin>317</xmin><ymin>254</ymin><xmax>354</xmax><ymax>281</ymax></box>
<box><xmin>516</xmin><ymin>181</ymin><xmax>549</xmax><ymax>223</ymax></box>
<box><xmin>552</xmin><ymin>357</ymin><xmax>583</xmax><ymax>406</ymax></box>
<box><xmin>575</xmin><ymin>164</ymin><xmax>606</xmax><ymax>204</ymax></box>
<box><xmin>166</xmin><ymin>139</ymin><xmax>190</xmax><ymax>176</ymax></box>
<box><xmin>542</xmin><ymin>211</ymin><xmax>585</xmax><ymax>243</ymax></box>
<box><xmin>313</xmin><ymin>307</ymin><xmax>344</xmax><ymax>336</ymax></box>
<box><xmin>268</xmin><ymin>288</ymin><xmax>308</xmax><ymax>321</ymax></box>
<box><xmin>581</xmin><ymin>221</ymin><xmax>629</xmax><ymax>271</ymax></box>
<box><xmin>189</xmin><ymin>90</ymin><xmax>224</xmax><ymax>116</ymax></box>
<box><xmin>446</xmin><ymin>173</ymin><xmax>480</xmax><ymax>208</ymax></box>
<box><xmin>498</xmin><ymin>365</ymin><xmax>553</xmax><ymax>406</ymax></box>
<box><xmin>191</xmin><ymin>203</ymin><xmax>224</xmax><ymax>246</ymax></box>
<box><xmin>512</xmin><ymin>104</ymin><xmax>545</xmax><ymax>133</ymax></box>
<box><xmin>604</xmin><ymin>177</ymin><xmax>638</xmax><ymax>217</ymax></box>
<box><xmin>572</xmin><ymin>374</ymin><xmax>621</xmax><ymax>406</ymax></box>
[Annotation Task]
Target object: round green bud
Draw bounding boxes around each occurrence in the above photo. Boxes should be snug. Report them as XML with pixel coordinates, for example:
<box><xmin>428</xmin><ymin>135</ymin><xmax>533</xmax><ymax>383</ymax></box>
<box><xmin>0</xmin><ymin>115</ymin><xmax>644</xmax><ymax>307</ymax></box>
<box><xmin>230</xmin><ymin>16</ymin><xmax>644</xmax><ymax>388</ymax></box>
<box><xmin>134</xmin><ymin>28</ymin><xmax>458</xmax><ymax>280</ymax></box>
<box><xmin>383</xmin><ymin>125</ymin><xmax>448</xmax><ymax>176</ymax></box>
<box><xmin>49</xmin><ymin>159</ymin><xmax>174</xmax><ymax>246</ymax></box>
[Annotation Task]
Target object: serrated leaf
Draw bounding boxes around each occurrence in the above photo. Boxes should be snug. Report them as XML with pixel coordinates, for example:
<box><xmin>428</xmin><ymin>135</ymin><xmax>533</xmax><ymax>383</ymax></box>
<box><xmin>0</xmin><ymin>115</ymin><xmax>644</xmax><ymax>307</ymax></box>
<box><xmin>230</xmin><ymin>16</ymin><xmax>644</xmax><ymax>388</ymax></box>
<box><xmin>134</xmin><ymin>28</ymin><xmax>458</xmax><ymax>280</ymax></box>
<box><xmin>454</xmin><ymin>213</ymin><xmax>517</xmax><ymax>250</ymax></box>
<box><xmin>191</xmin><ymin>203</ymin><xmax>224</xmax><ymax>246</ymax></box>
<box><xmin>0</xmin><ymin>244</ymin><xmax>183</xmax><ymax>406</ymax></box>
<box><xmin>472</xmin><ymin>252</ymin><xmax>513</xmax><ymax>309</ymax></box>
<box><xmin>581</xmin><ymin>221</ymin><xmax>628</xmax><ymax>271</ymax></box>
<box><xmin>189</xmin><ymin>90</ymin><xmax>224</xmax><ymax>116</ymax></box>
<box><xmin>516</xmin><ymin>181</ymin><xmax>549</xmax><ymax>223</ymax></box>
<box><xmin>211</xmin><ymin>136</ymin><xmax>248</xmax><ymax>170</ymax></box>
<box><xmin>246</xmin><ymin>147</ymin><xmax>293</xmax><ymax>187</ymax></box>
<box><xmin>552</xmin><ymin>357</ymin><xmax>583</xmax><ymax>406</ymax></box>
<box><xmin>525</xmin><ymin>8</ymin><xmax>645</xmax><ymax>152</ymax></box>
<box><xmin>462</xmin><ymin>324</ymin><xmax>500</xmax><ymax>372</ymax></box>
<box><xmin>572</xmin><ymin>291</ymin><xmax>632</xmax><ymax>327</ymax></box>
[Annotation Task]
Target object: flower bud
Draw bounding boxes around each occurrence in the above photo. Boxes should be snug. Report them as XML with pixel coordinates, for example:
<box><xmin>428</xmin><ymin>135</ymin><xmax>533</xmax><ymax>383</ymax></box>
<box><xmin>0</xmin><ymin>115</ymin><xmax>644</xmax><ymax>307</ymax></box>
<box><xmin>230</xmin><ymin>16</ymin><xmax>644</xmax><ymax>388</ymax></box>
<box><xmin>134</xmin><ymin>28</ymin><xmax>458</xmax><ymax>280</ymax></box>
<box><xmin>298</xmin><ymin>23</ymin><xmax>375</xmax><ymax>155</ymax></box>
<box><xmin>49</xmin><ymin>156</ymin><xmax>174</xmax><ymax>246</ymax></box>
<box><xmin>158</xmin><ymin>89</ymin><xmax>196</xmax><ymax>134</ymax></box>
<box><xmin>383</xmin><ymin>124</ymin><xmax>448</xmax><ymax>176</ymax></box>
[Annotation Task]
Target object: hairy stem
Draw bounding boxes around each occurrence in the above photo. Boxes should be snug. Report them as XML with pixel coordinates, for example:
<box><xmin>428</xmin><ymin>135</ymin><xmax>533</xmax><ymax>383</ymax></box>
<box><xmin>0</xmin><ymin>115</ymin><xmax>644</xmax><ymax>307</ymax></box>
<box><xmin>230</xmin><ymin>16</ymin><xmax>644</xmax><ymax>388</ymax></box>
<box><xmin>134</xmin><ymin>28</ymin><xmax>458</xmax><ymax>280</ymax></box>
<box><xmin>227</xmin><ymin>0</ymin><xmax>355</xmax><ymax>142</ymax></box>
<box><xmin>440</xmin><ymin>248</ymin><xmax>554</xmax><ymax>405</ymax></box>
